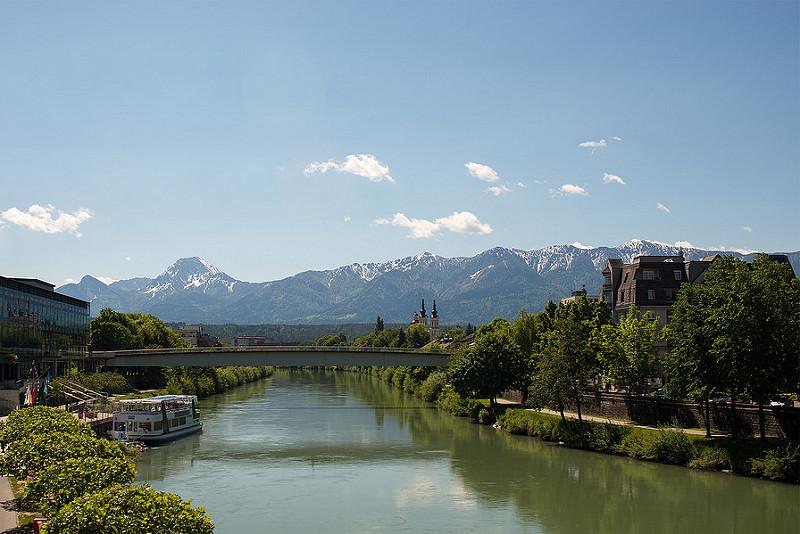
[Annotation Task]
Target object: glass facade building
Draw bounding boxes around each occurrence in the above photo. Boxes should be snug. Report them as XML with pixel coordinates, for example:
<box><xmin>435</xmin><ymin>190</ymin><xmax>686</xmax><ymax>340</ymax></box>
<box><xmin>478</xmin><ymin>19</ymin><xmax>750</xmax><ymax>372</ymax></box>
<box><xmin>0</xmin><ymin>276</ymin><xmax>90</xmax><ymax>382</ymax></box>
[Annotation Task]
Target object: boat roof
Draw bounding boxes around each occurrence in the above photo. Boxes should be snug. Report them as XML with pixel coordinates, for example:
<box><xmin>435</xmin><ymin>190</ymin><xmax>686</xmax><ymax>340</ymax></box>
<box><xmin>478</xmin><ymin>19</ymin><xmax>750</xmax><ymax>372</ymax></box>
<box><xmin>118</xmin><ymin>394</ymin><xmax>197</xmax><ymax>404</ymax></box>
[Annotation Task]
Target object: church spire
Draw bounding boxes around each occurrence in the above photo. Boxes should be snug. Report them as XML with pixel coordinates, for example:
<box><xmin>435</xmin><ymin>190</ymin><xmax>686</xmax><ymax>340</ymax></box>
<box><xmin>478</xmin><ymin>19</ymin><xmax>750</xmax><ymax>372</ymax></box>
<box><xmin>421</xmin><ymin>298</ymin><xmax>426</xmax><ymax>317</ymax></box>
<box><xmin>432</xmin><ymin>299</ymin><xmax>438</xmax><ymax>318</ymax></box>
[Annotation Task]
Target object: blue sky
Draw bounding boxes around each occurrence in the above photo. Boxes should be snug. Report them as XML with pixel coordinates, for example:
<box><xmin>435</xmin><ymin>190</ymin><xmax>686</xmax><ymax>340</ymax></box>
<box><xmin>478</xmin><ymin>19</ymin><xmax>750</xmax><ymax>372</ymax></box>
<box><xmin>1</xmin><ymin>1</ymin><xmax>798</xmax><ymax>284</ymax></box>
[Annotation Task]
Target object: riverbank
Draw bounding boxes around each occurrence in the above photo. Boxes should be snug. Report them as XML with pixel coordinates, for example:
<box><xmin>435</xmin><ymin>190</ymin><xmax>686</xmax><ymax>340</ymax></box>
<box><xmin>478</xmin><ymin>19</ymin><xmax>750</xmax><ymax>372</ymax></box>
<box><xmin>339</xmin><ymin>366</ymin><xmax>799</xmax><ymax>484</ymax></box>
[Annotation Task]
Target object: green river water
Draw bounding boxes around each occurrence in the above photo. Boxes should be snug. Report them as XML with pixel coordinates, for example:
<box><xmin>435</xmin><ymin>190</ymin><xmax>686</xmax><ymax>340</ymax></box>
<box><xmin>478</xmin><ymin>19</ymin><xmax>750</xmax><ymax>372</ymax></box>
<box><xmin>136</xmin><ymin>370</ymin><xmax>799</xmax><ymax>533</ymax></box>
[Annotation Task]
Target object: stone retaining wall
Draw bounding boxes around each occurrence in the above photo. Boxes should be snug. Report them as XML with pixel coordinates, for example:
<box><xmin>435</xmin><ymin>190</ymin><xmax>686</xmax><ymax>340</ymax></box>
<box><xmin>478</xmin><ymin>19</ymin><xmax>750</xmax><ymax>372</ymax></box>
<box><xmin>501</xmin><ymin>390</ymin><xmax>799</xmax><ymax>441</ymax></box>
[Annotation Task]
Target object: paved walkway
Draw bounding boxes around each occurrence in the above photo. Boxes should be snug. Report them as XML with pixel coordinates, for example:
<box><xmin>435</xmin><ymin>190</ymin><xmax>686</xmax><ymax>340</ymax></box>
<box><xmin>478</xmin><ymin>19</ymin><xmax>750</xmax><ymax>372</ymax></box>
<box><xmin>0</xmin><ymin>477</ymin><xmax>17</xmax><ymax>532</ymax></box>
<box><xmin>496</xmin><ymin>398</ymin><xmax>719</xmax><ymax>437</ymax></box>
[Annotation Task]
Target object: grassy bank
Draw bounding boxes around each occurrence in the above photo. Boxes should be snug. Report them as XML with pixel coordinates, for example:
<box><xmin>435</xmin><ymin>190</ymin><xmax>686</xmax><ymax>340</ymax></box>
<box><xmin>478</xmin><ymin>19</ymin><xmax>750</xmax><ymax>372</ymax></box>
<box><xmin>341</xmin><ymin>365</ymin><xmax>799</xmax><ymax>484</ymax></box>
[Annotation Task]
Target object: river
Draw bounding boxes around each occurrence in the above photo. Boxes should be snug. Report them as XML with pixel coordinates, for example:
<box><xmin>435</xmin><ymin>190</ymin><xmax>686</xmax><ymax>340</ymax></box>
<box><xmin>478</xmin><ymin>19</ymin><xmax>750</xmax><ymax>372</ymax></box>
<box><xmin>136</xmin><ymin>370</ymin><xmax>799</xmax><ymax>533</ymax></box>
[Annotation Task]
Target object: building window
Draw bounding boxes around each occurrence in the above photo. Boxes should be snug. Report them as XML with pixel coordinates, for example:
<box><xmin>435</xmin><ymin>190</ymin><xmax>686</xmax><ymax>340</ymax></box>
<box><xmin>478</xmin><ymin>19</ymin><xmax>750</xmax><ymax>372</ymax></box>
<box><xmin>647</xmin><ymin>289</ymin><xmax>656</xmax><ymax>300</ymax></box>
<box><xmin>673</xmin><ymin>270</ymin><xmax>682</xmax><ymax>281</ymax></box>
<box><xmin>642</xmin><ymin>270</ymin><xmax>657</xmax><ymax>281</ymax></box>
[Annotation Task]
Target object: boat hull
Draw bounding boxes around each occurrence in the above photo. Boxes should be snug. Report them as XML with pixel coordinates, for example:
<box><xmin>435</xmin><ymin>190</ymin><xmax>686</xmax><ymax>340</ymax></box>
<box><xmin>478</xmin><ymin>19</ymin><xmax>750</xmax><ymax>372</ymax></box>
<box><xmin>110</xmin><ymin>421</ymin><xmax>203</xmax><ymax>444</ymax></box>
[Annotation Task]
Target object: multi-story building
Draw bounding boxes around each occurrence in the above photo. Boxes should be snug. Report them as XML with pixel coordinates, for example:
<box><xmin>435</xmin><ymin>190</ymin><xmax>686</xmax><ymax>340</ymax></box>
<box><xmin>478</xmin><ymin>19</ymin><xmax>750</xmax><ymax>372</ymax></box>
<box><xmin>601</xmin><ymin>253</ymin><xmax>717</xmax><ymax>325</ymax></box>
<box><xmin>560</xmin><ymin>287</ymin><xmax>601</xmax><ymax>305</ymax></box>
<box><xmin>175</xmin><ymin>325</ymin><xmax>220</xmax><ymax>347</ymax></box>
<box><xmin>0</xmin><ymin>276</ymin><xmax>90</xmax><ymax>384</ymax></box>
<box><xmin>601</xmin><ymin>252</ymin><xmax>795</xmax><ymax>325</ymax></box>
<box><xmin>233</xmin><ymin>335</ymin><xmax>273</xmax><ymax>347</ymax></box>
<box><xmin>411</xmin><ymin>299</ymin><xmax>440</xmax><ymax>340</ymax></box>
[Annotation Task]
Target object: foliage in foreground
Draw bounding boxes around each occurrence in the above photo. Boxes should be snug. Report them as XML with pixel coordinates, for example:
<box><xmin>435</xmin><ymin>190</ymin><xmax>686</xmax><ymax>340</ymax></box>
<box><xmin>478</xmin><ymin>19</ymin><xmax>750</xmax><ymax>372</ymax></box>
<box><xmin>44</xmin><ymin>484</ymin><xmax>214</xmax><ymax>534</ymax></box>
<box><xmin>0</xmin><ymin>406</ymin><xmax>94</xmax><ymax>448</ymax></box>
<box><xmin>25</xmin><ymin>457</ymin><xmax>136</xmax><ymax>516</ymax></box>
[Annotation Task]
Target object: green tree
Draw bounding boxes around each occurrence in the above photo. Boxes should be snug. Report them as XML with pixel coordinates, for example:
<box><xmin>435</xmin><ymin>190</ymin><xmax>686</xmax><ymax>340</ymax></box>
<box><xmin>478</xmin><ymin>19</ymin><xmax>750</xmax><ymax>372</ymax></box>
<box><xmin>447</xmin><ymin>320</ymin><xmax>528</xmax><ymax>407</ymax></box>
<box><xmin>596</xmin><ymin>306</ymin><xmax>660</xmax><ymax>398</ymax></box>
<box><xmin>397</xmin><ymin>327</ymin><xmax>407</xmax><ymax>347</ymax></box>
<box><xmin>530</xmin><ymin>297</ymin><xmax>606</xmax><ymax>422</ymax></box>
<box><xmin>374</xmin><ymin>316</ymin><xmax>385</xmax><ymax>333</ymax></box>
<box><xmin>406</xmin><ymin>323</ymin><xmax>431</xmax><ymax>348</ymax></box>
<box><xmin>44</xmin><ymin>484</ymin><xmax>214</xmax><ymax>534</ymax></box>
<box><xmin>665</xmin><ymin>255</ymin><xmax>800</xmax><ymax>439</ymax></box>
<box><xmin>90</xmin><ymin>309</ymin><xmax>185</xmax><ymax>351</ymax></box>
<box><xmin>313</xmin><ymin>332</ymin><xmax>348</xmax><ymax>346</ymax></box>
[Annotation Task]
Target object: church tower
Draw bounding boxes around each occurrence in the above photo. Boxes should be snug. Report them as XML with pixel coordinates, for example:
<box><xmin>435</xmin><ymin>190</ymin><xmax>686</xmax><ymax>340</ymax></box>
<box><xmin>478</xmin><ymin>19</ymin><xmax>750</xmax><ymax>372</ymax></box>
<box><xmin>430</xmin><ymin>299</ymin><xmax>440</xmax><ymax>340</ymax></box>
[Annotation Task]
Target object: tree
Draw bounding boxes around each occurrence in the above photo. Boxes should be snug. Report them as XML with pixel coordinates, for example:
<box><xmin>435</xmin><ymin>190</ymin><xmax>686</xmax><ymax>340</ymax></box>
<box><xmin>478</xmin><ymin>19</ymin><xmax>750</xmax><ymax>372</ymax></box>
<box><xmin>374</xmin><ymin>316</ymin><xmax>385</xmax><ymax>333</ymax></box>
<box><xmin>596</xmin><ymin>306</ymin><xmax>660</xmax><ymax>398</ymax></box>
<box><xmin>664</xmin><ymin>255</ymin><xmax>800</xmax><ymax>439</ymax></box>
<box><xmin>397</xmin><ymin>327</ymin><xmax>407</xmax><ymax>347</ymax></box>
<box><xmin>90</xmin><ymin>309</ymin><xmax>185</xmax><ymax>351</ymax></box>
<box><xmin>313</xmin><ymin>333</ymin><xmax>348</xmax><ymax>346</ymax></box>
<box><xmin>530</xmin><ymin>297</ymin><xmax>605</xmax><ymax>422</ymax></box>
<box><xmin>25</xmin><ymin>457</ymin><xmax>136</xmax><ymax>516</ymax></box>
<box><xmin>447</xmin><ymin>320</ymin><xmax>528</xmax><ymax>407</ymax></box>
<box><xmin>45</xmin><ymin>484</ymin><xmax>214</xmax><ymax>534</ymax></box>
<box><xmin>406</xmin><ymin>323</ymin><xmax>431</xmax><ymax>348</ymax></box>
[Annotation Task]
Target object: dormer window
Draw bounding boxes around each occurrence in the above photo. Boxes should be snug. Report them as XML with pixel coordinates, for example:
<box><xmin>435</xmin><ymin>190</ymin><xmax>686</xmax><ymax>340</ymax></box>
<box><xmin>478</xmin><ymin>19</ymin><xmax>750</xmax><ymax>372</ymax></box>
<box><xmin>673</xmin><ymin>270</ymin><xmax>682</xmax><ymax>281</ymax></box>
<box><xmin>642</xmin><ymin>270</ymin><xmax>657</xmax><ymax>281</ymax></box>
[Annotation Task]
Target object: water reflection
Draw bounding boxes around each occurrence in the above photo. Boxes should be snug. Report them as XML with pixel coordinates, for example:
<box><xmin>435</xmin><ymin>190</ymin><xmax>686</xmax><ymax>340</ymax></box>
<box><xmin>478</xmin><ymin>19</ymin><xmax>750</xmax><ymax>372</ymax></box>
<box><xmin>136</xmin><ymin>370</ymin><xmax>799</xmax><ymax>534</ymax></box>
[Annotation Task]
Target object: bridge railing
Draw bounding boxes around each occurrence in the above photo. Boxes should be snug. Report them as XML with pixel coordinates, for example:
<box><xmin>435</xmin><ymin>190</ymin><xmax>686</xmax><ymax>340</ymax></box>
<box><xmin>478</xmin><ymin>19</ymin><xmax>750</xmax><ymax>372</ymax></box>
<box><xmin>90</xmin><ymin>345</ymin><xmax>447</xmax><ymax>357</ymax></box>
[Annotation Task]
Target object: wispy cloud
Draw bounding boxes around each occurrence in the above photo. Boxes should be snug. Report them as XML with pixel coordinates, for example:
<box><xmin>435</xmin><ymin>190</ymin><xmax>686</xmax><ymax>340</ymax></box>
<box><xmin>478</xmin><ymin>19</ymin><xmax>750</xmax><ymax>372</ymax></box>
<box><xmin>612</xmin><ymin>136</ymin><xmax>623</xmax><ymax>142</ymax></box>
<box><xmin>125</xmin><ymin>256</ymin><xmax>132</xmax><ymax>262</ymax></box>
<box><xmin>558</xmin><ymin>184</ymin><xmax>589</xmax><ymax>196</ymax></box>
<box><xmin>656</xmin><ymin>202</ymin><xmax>671</xmax><ymax>214</ymax></box>
<box><xmin>343</xmin><ymin>215</ymin><xmax>352</xmax><ymax>223</ymax></box>
<box><xmin>464</xmin><ymin>162</ymin><xmax>501</xmax><ymax>183</ymax></box>
<box><xmin>741</xmin><ymin>225</ymin><xmax>753</xmax><ymax>233</ymax></box>
<box><xmin>533</xmin><ymin>179</ymin><xmax>548</xmax><ymax>185</ymax></box>
<box><xmin>1</xmin><ymin>204</ymin><xmax>92</xmax><ymax>237</ymax></box>
<box><xmin>602</xmin><ymin>172</ymin><xmax>626</xmax><ymax>185</ymax></box>
<box><xmin>304</xmin><ymin>154</ymin><xmax>395</xmax><ymax>184</ymax></box>
<box><xmin>486</xmin><ymin>185</ymin><xmax>510</xmax><ymax>196</ymax></box>
<box><xmin>63</xmin><ymin>278</ymin><xmax>77</xmax><ymax>285</ymax></box>
<box><xmin>515</xmin><ymin>181</ymin><xmax>527</xmax><ymax>188</ymax></box>
<box><xmin>375</xmin><ymin>211</ymin><xmax>492</xmax><ymax>238</ymax></box>
<box><xmin>578</xmin><ymin>139</ymin><xmax>607</xmax><ymax>154</ymax></box>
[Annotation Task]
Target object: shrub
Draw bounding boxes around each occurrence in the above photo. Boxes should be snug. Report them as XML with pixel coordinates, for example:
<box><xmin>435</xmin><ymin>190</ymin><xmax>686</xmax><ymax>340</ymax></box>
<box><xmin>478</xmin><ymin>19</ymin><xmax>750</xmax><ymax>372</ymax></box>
<box><xmin>0</xmin><ymin>431</ymin><xmax>128</xmax><ymax>478</ymax></box>
<box><xmin>750</xmin><ymin>445</ymin><xmax>800</xmax><ymax>482</ymax></box>
<box><xmin>25</xmin><ymin>457</ymin><xmax>136</xmax><ymax>516</ymax></box>
<box><xmin>584</xmin><ymin>423</ymin><xmax>629</xmax><ymax>453</ymax></box>
<box><xmin>44</xmin><ymin>484</ymin><xmax>214</xmax><ymax>534</ymax></box>
<box><xmin>436</xmin><ymin>388</ymin><xmax>481</xmax><ymax>419</ymax></box>
<box><xmin>0</xmin><ymin>406</ymin><xmax>94</xmax><ymax>448</ymax></box>
<box><xmin>417</xmin><ymin>372</ymin><xmax>447</xmax><ymax>402</ymax></box>
<box><xmin>650</xmin><ymin>428</ymin><xmax>694</xmax><ymax>465</ymax></box>
<box><xmin>51</xmin><ymin>372</ymin><xmax>131</xmax><ymax>397</ymax></box>
<box><xmin>689</xmin><ymin>445</ymin><xmax>731</xmax><ymax>471</ymax></box>
<box><xmin>477</xmin><ymin>408</ymin><xmax>494</xmax><ymax>425</ymax></box>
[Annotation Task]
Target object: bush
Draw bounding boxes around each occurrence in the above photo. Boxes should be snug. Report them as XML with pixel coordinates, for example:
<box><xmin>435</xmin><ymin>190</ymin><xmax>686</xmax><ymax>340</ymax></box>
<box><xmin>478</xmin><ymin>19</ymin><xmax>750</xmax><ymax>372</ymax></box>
<box><xmin>0</xmin><ymin>431</ymin><xmax>128</xmax><ymax>478</ymax></box>
<box><xmin>51</xmin><ymin>372</ymin><xmax>131</xmax><ymax>398</ymax></box>
<box><xmin>477</xmin><ymin>408</ymin><xmax>495</xmax><ymax>425</ymax></box>
<box><xmin>649</xmin><ymin>428</ymin><xmax>693</xmax><ymax>465</ymax></box>
<box><xmin>436</xmin><ymin>388</ymin><xmax>482</xmax><ymax>419</ymax></box>
<box><xmin>0</xmin><ymin>406</ymin><xmax>94</xmax><ymax>448</ymax></box>
<box><xmin>25</xmin><ymin>457</ymin><xmax>136</xmax><ymax>516</ymax></box>
<box><xmin>750</xmin><ymin>445</ymin><xmax>800</xmax><ymax>482</ymax></box>
<box><xmin>44</xmin><ymin>484</ymin><xmax>214</xmax><ymax>534</ymax></box>
<box><xmin>689</xmin><ymin>445</ymin><xmax>731</xmax><ymax>471</ymax></box>
<box><xmin>417</xmin><ymin>372</ymin><xmax>447</xmax><ymax>402</ymax></box>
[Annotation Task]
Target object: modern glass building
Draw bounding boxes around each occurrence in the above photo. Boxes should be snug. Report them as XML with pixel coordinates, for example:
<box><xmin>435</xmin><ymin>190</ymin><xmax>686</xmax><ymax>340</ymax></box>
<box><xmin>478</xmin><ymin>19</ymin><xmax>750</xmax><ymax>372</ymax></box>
<box><xmin>0</xmin><ymin>276</ymin><xmax>90</xmax><ymax>383</ymax></box>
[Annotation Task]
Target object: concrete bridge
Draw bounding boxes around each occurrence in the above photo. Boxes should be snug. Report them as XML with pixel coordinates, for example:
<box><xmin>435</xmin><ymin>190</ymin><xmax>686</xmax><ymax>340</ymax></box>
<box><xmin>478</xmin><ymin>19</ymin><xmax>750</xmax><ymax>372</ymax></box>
<box><xmin>90</xmin><ymin>346</ymin><xmax>450</xmax><ymax>368</ymax></box>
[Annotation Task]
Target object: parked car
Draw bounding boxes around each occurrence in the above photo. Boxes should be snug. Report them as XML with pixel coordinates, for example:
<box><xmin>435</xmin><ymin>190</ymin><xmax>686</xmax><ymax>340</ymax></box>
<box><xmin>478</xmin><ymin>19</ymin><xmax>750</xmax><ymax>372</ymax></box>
<box><xmin>769</xmin><ymin>397</ymin><xmax>792</xmax><ymax>407</ymax></box>
<box><xmin>709</xmin><ymin>394</ymin><xmax>729</xmax><ymax>403</ymax></box>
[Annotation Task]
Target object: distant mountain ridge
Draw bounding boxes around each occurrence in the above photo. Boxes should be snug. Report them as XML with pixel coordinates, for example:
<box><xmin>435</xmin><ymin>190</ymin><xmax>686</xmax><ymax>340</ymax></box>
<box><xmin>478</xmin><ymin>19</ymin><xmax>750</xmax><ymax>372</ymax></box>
<box><xmin>57</xmin><ymin>240</ymin><xmax>799</xmax><ymax>325</ymax></box>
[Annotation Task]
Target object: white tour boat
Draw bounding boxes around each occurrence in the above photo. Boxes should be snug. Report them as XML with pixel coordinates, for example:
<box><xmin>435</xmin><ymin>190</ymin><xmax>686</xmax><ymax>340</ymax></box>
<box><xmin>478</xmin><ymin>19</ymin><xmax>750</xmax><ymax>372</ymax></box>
<box><xmin>109</xmin><ymin>394</ymin><xmax>202</xmax><ymax>444</ymax></box>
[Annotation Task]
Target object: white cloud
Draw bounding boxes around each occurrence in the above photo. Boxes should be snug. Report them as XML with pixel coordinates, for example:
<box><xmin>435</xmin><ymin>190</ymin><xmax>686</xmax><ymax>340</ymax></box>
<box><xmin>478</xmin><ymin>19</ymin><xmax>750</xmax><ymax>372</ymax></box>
<box><xmin>304</xmin><ymin>154</ymin><xmax>395</xmax><ymax>184</ymax></box>
<box><xmin>533</xmin><ymin>179</ymin><xmax>548</xmax><ymax>185</ymax></box>
<box><xmin>96</xmin><ymin>276</ymin><xmax>116</xmax><ymax>285</ymax></box>
<box><xmin>125</xmin><ymin>256</ymin><xmax>132</xmax><ymax>262</ymax></box>
<box><xmin>716</xmin><ymin>245</ymin><xmax>758</xmax><ymax>255</ymax></box>
<box><xmin>674</xmin><ymin>240</ymin><xmax>695</xmax><ymax>249</ymax></box>
<box><xmin>343</xmin><ymin>215</ymin><xmax>352</xmax><ymax>223</ymax></box>
<box><xmin>570</xmin><ymin>242</ymin><xmax>594</xmax><ymax>250</ymax></box>
<box><xmin>656</xmin><ymin>202</ymin><xmax>671</xmax><ymax>214</ymax></box>
<box><xmin>1</xmin><ymin>204</ymin><xmax>92</xmax><ymax>237</ymax></box>
<box><xmin>464</xmin><ymin>162</ymin><xmax>501</xmax><ymax>183</ymax></box>
<box><xmin>515</xmin><ymin>181</ymin><xmax>527</xmax><ymax>188</ymax></box>
<box><xmin>578</xmin><ymin>139</ymin><xmax>607</xmax><ymax>153</ymax></box>
<box><xmin>602</xmin><ymin>172</ymin><xmax>626</xmax><ymax>185</ymax></box>
<box><xmin>63</xmin><ymin>278</ymin><xmax>77</xmax><ymax>285</ymax></box>
<box><xmin>486</xmin><ymin>185</ymin><xmax>510</xmax><ymax>196</ymax></box>
<box><xmin>558</xmin><ymin>184</ymin><xmax>589</xmax><ymax>196</ymax></box>
<box><xmin>612</xmin><ymin>136</ymin><xmax>623</xmax><ymax>142</ymax></box>
<box><xmin>375</xmin><ymin>211</ymin><xmax>492</xmax><ymax>238</ymax></box>
<box><xmin>741</xmin><ymin>225</ymin><xmax>753</xmax><ymax>233</ymax></box>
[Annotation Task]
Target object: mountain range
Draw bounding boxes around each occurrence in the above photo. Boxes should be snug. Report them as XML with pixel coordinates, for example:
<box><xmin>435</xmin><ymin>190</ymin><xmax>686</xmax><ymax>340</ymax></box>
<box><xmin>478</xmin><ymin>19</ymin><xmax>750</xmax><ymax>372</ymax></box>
<box><xmin>57</xmin><ymin>240</ymin><xmax>799</xmax><ymax>325</ymax></box>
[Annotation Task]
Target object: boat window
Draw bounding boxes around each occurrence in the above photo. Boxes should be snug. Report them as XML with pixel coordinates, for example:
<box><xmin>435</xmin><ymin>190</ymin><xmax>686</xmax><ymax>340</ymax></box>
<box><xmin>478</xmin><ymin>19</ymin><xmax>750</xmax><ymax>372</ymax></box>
<box><xmin>115</xmin><ymin>422</ymin><xmax>125</xmax><ymax>431</ymax></box>
<box><xmin>140</xmin><ymin>422</ymin><xmax>152</xmax><ymax>431</ymax></box>
<box><xmin>154</xmin><ymin>421</ymin><xmax>162</xmax><ymax>431</ymax></box>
